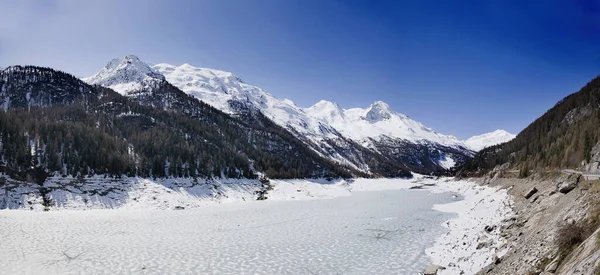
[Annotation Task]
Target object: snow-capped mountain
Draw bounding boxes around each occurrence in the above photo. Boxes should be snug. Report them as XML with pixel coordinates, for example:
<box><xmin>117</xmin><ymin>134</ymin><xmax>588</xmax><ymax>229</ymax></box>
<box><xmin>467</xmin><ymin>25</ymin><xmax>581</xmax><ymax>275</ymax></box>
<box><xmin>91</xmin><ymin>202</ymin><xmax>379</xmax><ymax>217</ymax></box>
<box><xmin>83</xmin><ymin>55</ymin><xmax>165</xmax><ymax>95</ymax></box>
<box><xmin>306</xmin><ymin>100</ymin><xmax>466</xmax><ymax>148</ymax></box>
<box><xmin>464</xmin><ymin>130</ymin><xmax>516</xmax><ymax>151</ymax></box>
<box><xmin>84</xmin><ymin>55</ymin><xmax>475</xmax><ymax>174</ymax></box>
<box><xmin>152</xmin><ymin>63</ymin><xmax>339</xmax><ymax>140</ymax></box>
<box><xmin>150</xmin><ymin>63</ymin><xmax>414</xmax><ymax>174</ymax></box>
<box><xmin>306</xmin><ymin>100</ymin><xmax>473</xmax><ymax>171</ymax></box>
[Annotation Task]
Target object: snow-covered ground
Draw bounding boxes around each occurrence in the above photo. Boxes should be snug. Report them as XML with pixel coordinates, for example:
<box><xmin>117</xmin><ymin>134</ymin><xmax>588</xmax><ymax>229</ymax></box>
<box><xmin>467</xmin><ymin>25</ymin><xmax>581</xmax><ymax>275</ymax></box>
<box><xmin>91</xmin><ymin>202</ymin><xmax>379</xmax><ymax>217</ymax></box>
<box><xmin>426</xmin><ymin>179</ymin><xmax>514</xmax><ymax>274</ymax></box>
<box><xmin>0</xmin><ymin>176</ymin><xmax>512</xmax><ymax>274</ymax></box>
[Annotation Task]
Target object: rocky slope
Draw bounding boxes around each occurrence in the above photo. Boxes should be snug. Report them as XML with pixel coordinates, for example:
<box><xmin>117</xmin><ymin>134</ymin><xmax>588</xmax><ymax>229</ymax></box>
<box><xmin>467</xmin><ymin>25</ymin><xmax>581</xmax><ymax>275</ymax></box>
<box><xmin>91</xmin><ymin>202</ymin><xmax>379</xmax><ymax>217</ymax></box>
<box><xmin>459</xmin><ymin>74</ymin><xmax>600</xmax><ymax>274</ymax></box>
<box><xmin>473</xmin><ymin>172</ymin><xmax>600</xmax><ymax>275</ymax></box>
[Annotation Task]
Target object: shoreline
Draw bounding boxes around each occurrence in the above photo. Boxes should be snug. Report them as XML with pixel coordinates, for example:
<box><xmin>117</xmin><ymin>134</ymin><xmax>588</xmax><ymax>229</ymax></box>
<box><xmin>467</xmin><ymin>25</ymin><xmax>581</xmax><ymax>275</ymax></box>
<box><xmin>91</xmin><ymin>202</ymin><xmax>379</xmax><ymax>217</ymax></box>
<box><xmin>424</xmin><ymin>179</ymin><xmax>514</xmax><ymax>274</ymax></box>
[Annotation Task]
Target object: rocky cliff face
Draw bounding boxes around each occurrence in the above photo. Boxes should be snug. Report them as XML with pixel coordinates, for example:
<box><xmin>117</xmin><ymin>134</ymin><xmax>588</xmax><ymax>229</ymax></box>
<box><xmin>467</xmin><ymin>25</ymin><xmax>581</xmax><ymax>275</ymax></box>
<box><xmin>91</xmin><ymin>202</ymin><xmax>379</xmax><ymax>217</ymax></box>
<box><xmin>475</xmin><ymin>173</ymin><xmax>600</xmax><ymax>275</ymax></box>
<box><xmin>585</xmin><ymin>140</ymin><xmax>600</xmax><ymax>173</ymax></box>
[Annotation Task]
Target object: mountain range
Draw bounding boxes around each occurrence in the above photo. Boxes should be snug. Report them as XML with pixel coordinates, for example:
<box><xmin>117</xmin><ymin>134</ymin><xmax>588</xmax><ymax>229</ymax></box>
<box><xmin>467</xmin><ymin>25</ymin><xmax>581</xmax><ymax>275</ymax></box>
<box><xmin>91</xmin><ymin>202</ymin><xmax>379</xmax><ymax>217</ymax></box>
<box><xmin>0</xmin><ymin>55</ymin><xmax>515</xmax><ymax>181</ymax></box>
<box><xmin>84</xmin><ymin>55</ymin><xmax>514</xmax><ymax>173</ymax></box>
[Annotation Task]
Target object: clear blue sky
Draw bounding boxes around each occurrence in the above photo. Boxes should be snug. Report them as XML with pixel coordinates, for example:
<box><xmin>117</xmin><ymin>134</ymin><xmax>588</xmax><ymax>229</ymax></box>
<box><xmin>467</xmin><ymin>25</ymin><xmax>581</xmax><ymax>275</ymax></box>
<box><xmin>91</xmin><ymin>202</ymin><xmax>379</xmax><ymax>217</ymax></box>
<box><xmin>2</xmin><ymin>0</ymin><xmax>600</xmax><ymax>139</ymax></box>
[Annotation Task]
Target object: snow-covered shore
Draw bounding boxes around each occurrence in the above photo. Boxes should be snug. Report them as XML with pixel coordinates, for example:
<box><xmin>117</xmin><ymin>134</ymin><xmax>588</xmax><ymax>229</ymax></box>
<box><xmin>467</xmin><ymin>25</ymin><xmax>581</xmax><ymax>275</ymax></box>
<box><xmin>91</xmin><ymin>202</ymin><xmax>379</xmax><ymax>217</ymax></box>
<box><xmin>0</xmin><ymin>174</ymin><xmax>513</xmax><ymax>274</ymax></box>
<box><xmin>426</xmin><ymin>179</ymin><xmax>514</xmax><ymax>274</ymax></box>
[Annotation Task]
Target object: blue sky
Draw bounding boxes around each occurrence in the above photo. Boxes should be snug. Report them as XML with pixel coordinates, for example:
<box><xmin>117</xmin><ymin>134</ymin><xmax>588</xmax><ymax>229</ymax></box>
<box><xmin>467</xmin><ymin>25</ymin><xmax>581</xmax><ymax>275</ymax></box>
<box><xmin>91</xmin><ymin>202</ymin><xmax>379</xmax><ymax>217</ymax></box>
<box><xmin>1</xmin><ymin>0</ymin><xmax>600</xmax><ymax>139</ymax></box>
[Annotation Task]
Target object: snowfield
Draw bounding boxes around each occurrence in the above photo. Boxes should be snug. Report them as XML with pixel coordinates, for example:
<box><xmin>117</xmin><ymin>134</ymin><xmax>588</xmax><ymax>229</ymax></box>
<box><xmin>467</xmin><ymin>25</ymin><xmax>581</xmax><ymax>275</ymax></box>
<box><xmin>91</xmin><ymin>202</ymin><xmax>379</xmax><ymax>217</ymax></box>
<box><xmin>0</xmin><ymin>176</ymin><xmax>512</xmax><ymax>274</ymax></box>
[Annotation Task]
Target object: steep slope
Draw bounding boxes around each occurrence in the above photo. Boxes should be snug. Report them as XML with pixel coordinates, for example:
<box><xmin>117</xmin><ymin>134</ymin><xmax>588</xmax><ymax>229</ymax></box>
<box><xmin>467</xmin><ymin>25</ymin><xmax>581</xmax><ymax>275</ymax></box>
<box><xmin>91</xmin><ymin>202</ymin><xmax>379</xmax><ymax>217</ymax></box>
<box><xmin>307</xmin><ymin>100</ymin><xmax>466</xmax><ymax>147</ymax></box>
<box><xmin>306</xmin><ymin>100</ymin><xmax>474</xmax><ymax>173</ymax></box>
<box><xmin>151</xmin><ymin>63</ymin><xmax>378</xmax><ymax>172</ymax></box>
<box><xmin>1</xmin><ymin>66</ymin><xmax>103</xmax><ymax>110</ymax></box>
<box><xmin>86</xmin><ymin>55</ymin><xmax>471</xmax><ymax>175</ymax></box>
<box><xmin>0</xmin><ymin>65</ymin><xmax>360</xmax><ymax>180</ymax></box>
<box><xmin>152</xmin><ymin>61</ymin><xmax>472</xmax><ymax>174</ymax></box>
<box><xmin>147</xmin><ymin>61</ymin><xmax>411</xmax><ymax>176</ymax></box>
<box><xmin>464</xmin><ymin>130</ymin><xmax>516</xmax><ymax>151</ymax></box>
<box><xmin>462</xmin><ymin>75</ymin><xmax>600</xmax><ymax>175</ymax></box>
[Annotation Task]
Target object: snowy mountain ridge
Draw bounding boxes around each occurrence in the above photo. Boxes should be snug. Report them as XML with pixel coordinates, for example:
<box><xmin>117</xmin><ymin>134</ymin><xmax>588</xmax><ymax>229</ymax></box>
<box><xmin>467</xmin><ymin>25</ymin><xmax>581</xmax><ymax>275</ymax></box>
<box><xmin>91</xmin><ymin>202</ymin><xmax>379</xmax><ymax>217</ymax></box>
<box><xmin>83</xmin><ymin>55</ymin><xmax>487</xmax><ymax>173</ymax></box>
<box><xmin>464</xmin><ymin>129</ymin><xmax>516</xmax><ymax>151</ymax></box>
<box><xmin>152</xmin><ymin>63</ymin><xmax>340</xmax><ymax>140</ymax></box>
<box><xmin>306</xmin><ymin>100</ymin><xmax>465</xmax><ymax>148</ymax></box>
<box><xmin>83</xmin><ymin>55</ymin><xmax>165</xmax><ymax>95</ymax></box>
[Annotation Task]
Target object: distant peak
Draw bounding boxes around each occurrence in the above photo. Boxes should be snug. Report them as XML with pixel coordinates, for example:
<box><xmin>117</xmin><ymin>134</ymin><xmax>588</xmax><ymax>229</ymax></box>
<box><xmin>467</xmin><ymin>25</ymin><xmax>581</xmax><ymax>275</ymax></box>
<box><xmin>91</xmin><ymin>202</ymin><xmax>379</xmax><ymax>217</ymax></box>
<box><xmin>306</xmin><ymin>100</ymin><xmax>345</xmax><ymax>122</ymax></box>
<box><xmin>124</xmin><ymin>54</ymin><xmax>141</xmax><ymax>61</ymax></box>
<box><xmin>180</xmin><ymin>63</ymin><xmax>194</xmax><ymax>68</ymax></box>
<box><xmin>363</xmin><ymin>101</ymin><xmax>394</xmax><ymax>122</ymax></box>
<box><xmin>491</xmin><ymin>129</ymin><xmax>510</xmax><ymax>135</ymax></box>
<box><xmin>311</xmin><ymin>100</ymin><xmax>340</xmax><ymax>109</ymax></box>
<box><xmin>83</xmin><ymin>55</ymin><xmax>165</xmax><ymax>95</ymax></box>
<box><xmin>153</xmin><ymin>62</ymin><xmax>239</xmax><ymax>81</ymax></box>
<box><xmin>371</xmin><ymin>100</ymin><xmax>389</xmax><ymax>108</ymax></box>
<box><xmin>464</xmin><ymin>129</ymin><xmax>516</xmax><ymax>151</ymax></box>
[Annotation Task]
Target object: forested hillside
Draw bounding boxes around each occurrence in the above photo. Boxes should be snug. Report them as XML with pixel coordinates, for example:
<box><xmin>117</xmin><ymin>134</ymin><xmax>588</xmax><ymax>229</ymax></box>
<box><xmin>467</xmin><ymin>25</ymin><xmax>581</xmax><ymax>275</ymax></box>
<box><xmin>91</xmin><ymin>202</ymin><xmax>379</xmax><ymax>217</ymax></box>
<box><xmin>1</xmin><ymin>66</ymin><xmax>405</xmax><ymax>182</ymax></box>
<box><xmin>461</xmin><ymin>76</ymin><xmax>600</xmax><ymax>175</ymax></box>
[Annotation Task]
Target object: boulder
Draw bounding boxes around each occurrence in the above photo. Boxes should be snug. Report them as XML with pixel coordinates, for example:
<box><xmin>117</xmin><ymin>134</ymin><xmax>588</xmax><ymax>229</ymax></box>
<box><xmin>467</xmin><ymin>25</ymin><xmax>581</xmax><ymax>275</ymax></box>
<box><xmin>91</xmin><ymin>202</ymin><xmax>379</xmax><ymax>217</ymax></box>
<box><xmin>492</xmin><ymin>254</ymin><xmax>502</xmax><ymax>265</ymax></box>
<box><xmin>476</xmin><ymin>240</ymin><xmax>492</xmax><ymax>250</ymax></box>
<box><xmin>558</xmin><ymin>174</ymin><xmax>581</xmax><ymax>194</ymax></box>
<box><xmin>424</xmin><ymin>264</ymin><xmax>444</xmax><ymax>275</ymax></box>
<box><xmin>529</xmin><ymin>195</ymin><xmax>540</xmax><ymax>203</ymax></box>
<box><xmin>524</xmin><ymin>187</ymin><xmax>538</xmax><ymax>199</ymax></box>
<box><xmin>545</xmin><ymin>255</ymin><xmax>561</xmax><ymax>273</ymax></box>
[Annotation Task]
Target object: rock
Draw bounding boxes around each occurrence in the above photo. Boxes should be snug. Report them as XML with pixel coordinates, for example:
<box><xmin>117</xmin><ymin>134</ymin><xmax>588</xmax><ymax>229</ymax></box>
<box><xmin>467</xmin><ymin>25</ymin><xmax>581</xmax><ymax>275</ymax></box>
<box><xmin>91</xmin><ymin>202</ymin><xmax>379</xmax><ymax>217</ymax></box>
<box><xmin>173</xmin><ymin>206</ymin><xmax>185</xmax><ymax>210</ymax></box>
<box><xmin>525</xmin><ymin>187</ymin><xmax>538</xmax><ymax>199</ymax></box>
<box><xmin>545</xmin><ymin>255</ymin><xmax>561</xmax><ymax>273</ymax></box>
<box><xmin>558</xmin><ymin>174</ymin><xmax>580</xmax><ymax>194</ymax></box>
<box><xmin>484</xmin><ymin>225</ymin><xmax>496</xmax><ymax>233</ymax></box>
<box><xmin>492</xmin><ymin>255</ymin><xmax>502</xmax><ymax>264</ymax></box>
<box><xmin>529</xmin><ymin>195</ymin><xmax>539</xmax><ymax>203</ymax></box>
<box><xmin>424</xmin><ymin>264</ymin><xmax>444</xmax><ymax>275</ymax></box>
<box><xmin>545</xmin><ymin>261</ymin><xmax>558</xmax><ymax>273</ymax></box>
<box><xmin>477</xmin><ymin>240</ymin><xmax>492</xmax><ymax>249</ymax></box>
<box><xmin>548</xmin><ymin>190</ymin><xmax>556</xmax><ymax>196</ymax></box>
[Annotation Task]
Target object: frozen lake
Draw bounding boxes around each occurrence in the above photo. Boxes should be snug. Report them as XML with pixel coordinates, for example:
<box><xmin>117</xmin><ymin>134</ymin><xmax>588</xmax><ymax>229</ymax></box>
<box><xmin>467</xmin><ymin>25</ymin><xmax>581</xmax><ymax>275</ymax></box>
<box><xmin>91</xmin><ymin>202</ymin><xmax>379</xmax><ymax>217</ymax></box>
<box><xmin>0</xmin><ymin>188</ymin><xmax>458</xmax><ymax>275</ymax></box>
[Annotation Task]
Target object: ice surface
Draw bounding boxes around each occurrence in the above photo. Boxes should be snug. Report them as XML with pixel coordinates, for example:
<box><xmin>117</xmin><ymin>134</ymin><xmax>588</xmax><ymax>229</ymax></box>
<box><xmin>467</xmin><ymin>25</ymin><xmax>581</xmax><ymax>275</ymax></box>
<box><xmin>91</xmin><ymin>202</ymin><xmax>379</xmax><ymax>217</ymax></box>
<box><xmin>0</xmin><ymin>177</ymin><xmax>512</xmax><ymax>274</ymax></box>
<box><xmin>1</xmin><ymin>188</ymin><xmax>453</xmax><ymax>274</ymax></box>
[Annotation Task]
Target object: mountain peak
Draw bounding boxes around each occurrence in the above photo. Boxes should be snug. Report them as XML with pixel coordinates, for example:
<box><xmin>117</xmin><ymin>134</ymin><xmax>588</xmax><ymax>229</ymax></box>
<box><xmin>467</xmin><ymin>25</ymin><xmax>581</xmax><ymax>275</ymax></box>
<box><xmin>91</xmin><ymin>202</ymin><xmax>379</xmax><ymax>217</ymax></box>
<box><xmin>310</xmin><ymin>100</ymin><xmax>340</xmax><ymax>110</ymax></box>
<box><xmin>464</xmin><ymin>129</ymin><xmax>516</xmax><ymax>151</ymax></box>
<box><xmin>363</xmin><ymin>101</ymin><xmax>394</xmax><ymax>122</ymax></box>
<box><xmin>83</xmin><ymin>55</ymin><xmax>165</xmax><ymax>95</ymax></box>
<box><xmin>306</xmin><ymin>100</ymin><xmax>344</xmax><ymax>122</ymax></box>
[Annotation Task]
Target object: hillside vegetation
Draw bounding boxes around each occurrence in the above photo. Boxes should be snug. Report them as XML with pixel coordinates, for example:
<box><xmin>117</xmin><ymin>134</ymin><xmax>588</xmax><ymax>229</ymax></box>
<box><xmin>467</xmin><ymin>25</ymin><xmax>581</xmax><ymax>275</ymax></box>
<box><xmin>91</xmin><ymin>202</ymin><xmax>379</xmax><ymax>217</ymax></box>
<box><xmin>461</xmin><ymin>76</ymin><xmax>600</xmax><ymax>175</ymax></box>
<box><xmin>1</xmin><ymin>66</ymin><xmax>383</xmax><ymax>181</ymax></box>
